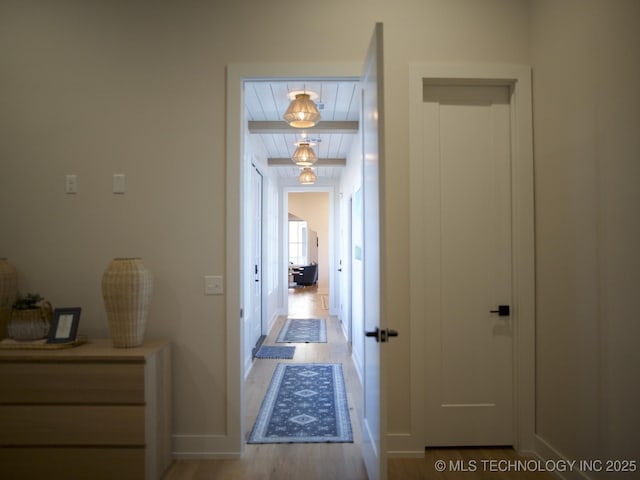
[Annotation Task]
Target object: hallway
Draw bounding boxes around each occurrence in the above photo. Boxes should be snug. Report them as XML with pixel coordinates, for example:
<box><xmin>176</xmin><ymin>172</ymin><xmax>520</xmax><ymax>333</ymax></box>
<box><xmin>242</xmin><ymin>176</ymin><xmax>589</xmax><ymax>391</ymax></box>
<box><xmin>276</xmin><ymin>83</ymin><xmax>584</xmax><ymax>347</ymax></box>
<box><xmin>244</xmin><ymin>286</ymin><xmax>366</xmax><ymax>478</ymax></box>
<box><xmin>166</xmin><ymin>287</ymin><xmax>368</xmax><ymax>479</ymax></box>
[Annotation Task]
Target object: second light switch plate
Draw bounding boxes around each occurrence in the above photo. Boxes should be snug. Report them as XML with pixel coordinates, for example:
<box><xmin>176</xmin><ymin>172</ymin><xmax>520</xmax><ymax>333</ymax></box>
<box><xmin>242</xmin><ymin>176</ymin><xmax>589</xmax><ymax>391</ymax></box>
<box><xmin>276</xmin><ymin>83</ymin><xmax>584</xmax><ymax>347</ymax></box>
<box><xmin>113</xmin><ymin>174</ymin><xmax>125</xmax><ymax>194</ymax></box>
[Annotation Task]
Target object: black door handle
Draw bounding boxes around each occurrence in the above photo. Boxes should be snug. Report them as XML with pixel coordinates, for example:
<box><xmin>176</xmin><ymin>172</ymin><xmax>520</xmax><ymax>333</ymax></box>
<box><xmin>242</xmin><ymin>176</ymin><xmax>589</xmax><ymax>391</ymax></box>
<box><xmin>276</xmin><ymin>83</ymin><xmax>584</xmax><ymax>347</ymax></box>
<box><xmin>365</xmin><ymin>328</ymin><xmax>380</xmax><ymax>342</ymax></box>
<box><xmin>365</xmin><ymin>327</ymin><xmax>399</xmax><ymax>343</ymax></box>
<box><xmin>490</xmin><ymin>305</ymin><xmax>510</xmax><ymax>316</ymax></box>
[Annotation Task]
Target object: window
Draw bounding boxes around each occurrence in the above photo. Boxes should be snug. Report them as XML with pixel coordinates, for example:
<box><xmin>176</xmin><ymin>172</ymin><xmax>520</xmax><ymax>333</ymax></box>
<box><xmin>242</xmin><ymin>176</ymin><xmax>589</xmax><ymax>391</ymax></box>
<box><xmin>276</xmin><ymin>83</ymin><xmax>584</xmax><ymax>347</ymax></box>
<box><xmin>288</xmin><ymin>220</ymin><xmax>308</xmax><ymax>265</ymax></box>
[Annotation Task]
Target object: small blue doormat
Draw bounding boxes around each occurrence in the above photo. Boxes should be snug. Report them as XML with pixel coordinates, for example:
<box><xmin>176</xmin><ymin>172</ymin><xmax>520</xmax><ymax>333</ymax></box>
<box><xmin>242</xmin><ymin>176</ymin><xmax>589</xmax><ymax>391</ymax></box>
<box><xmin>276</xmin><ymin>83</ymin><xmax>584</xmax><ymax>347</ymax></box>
<box><xmin>248</xmin><ymin>363</ymin><xmax>353</xmax><ymax>444</ymax></box>
<box><xmin>276</xmin><ymin>318</ymin><xmax>327</xmax><ymax>343</ymax></box>
<box><xmin>254</xmin><ymin>345</ymin><xmax>296</xmax><ymax>359</ymax></box>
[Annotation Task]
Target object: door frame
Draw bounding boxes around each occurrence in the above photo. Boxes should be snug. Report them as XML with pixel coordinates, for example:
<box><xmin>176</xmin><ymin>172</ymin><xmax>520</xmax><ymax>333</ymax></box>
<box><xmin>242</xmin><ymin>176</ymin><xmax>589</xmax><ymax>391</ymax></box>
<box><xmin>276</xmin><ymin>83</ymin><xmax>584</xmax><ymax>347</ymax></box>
<box><xmin>409</xmin><ymin>63</ymin><xmax>535</xmax><ymax>453</ymax></box>
<box><xmin>226</xmin><ymin>62</ymin><xmax>361</xmax><ymax>454</ymax></box>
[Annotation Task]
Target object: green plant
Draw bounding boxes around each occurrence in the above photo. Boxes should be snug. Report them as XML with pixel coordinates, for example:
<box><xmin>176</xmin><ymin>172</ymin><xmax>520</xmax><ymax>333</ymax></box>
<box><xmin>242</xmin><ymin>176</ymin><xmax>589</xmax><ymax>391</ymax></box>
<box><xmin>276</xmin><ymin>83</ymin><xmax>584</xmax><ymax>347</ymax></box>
<box><xmin>12</xmin><ymin>292</ymin><xmax>45</xmax><ymax>310</ymax></box>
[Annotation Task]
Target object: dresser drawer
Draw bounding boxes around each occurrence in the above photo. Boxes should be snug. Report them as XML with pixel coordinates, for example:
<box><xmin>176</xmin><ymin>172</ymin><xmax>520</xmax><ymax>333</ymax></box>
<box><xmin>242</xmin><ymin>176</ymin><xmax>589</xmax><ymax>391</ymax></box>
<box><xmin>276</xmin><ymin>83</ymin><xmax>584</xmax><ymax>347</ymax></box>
<box><xmin>0</xmin><ymin>405</ymin><xmax>145</xmax><ymax>446</ymax></box>
<box><xmin>0</xmin><ymin>447</ymin><xmax>146</xmax><ymax>480</ymax></box>
<box><xmin>0</xmin><ymin>362</ymin><xmax>145</xmax><ymax>404</ymax></box>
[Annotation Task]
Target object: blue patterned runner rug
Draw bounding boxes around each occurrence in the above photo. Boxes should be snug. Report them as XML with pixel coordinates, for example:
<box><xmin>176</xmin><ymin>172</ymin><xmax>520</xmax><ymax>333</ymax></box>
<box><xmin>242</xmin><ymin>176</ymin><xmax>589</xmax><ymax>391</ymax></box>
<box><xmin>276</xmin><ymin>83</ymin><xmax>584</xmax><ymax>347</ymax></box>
<box><xmin>248</xmin><ymin>363</ymin><xmax>353</xmax><ymax>444</ymax></box>
<box><xmin>254</xmin><ymin>345</ymin><xmax>296</xmax><ymax>359</ymax></box>
<box><xmin>276</xmin><ymin>318</ymin><xmax>327</xmax><ymax>343</ymax></box>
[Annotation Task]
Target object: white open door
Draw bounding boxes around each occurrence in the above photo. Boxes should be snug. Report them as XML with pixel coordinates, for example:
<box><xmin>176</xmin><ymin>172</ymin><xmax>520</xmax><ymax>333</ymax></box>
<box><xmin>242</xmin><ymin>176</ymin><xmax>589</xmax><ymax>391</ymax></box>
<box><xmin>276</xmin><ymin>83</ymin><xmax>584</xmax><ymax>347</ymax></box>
<box><xmin>361</xmin><ymin>22</ymin><xmax>389</xmax><ymax>480</ymax></box>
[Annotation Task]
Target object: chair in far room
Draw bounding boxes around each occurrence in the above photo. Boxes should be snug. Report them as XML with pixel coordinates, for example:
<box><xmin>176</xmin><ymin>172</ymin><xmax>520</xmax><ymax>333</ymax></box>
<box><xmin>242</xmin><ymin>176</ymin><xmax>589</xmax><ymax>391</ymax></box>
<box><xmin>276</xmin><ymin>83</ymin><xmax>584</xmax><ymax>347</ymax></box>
<box><xmin>293</xmin><ymin>263</ymin><xmax>318</xmax><ymax>286</ymax></box>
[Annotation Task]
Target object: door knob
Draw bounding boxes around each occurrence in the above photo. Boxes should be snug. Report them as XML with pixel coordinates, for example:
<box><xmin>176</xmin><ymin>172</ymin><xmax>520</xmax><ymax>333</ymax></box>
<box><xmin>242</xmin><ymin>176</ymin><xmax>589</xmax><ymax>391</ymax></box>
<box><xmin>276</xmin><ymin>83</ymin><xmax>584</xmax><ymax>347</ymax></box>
<box><xmin>365</xmin><ymin>328</ymin><xmax>380</xmax><ymax>342</ymax></box>
<box><xmin>490</xmin><ymin>305</ymin><xmax>510</xmax><ymax>316</ymax></box>
<box><xmin>365</xmin><ymin>327</ymin><xmax>399</xmax><ymax>343</ymax></box>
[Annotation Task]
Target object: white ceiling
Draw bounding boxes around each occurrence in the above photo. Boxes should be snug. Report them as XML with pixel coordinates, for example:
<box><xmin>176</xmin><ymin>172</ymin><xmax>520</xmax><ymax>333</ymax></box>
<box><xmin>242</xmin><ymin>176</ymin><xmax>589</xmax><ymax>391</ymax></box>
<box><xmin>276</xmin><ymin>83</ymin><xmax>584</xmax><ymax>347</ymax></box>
<box><xmin>244</xmin><ymin>80</ymin><xmax>360</xmax><ymax>181</ymax></box>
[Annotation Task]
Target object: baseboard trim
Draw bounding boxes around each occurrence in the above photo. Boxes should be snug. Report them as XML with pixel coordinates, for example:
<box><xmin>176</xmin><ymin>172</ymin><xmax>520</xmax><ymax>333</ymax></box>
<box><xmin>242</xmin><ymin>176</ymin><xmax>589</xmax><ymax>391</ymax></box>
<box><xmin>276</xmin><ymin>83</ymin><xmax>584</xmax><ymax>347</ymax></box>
<box><xmin>387</xmin><ymin>451</ymin><xmax>425</xmax><ymax>459</ymax></box>
<box><xmin>387</xmin><ymin>433</ymin><xmax>424</xmax><ymax>458</ymax></box>
<box><xmin>173</xmin><ymin>451</ymin><xmax>242</xmax><ymax>460</ymax></box>
<box><xmin>351</xmin><ymin>349</ymin><xmax>363</xmax><ymax>386</ymax></box>
<box><xmin>172</xmin><ymin>434</ymin><xmax>241</xmax><ymax>459</ymax></box>
<box><xmin>268</xmin><ymin>310</ymin><xmax>280</xmax><ymax>332</ymax></box>
<box><xmin>534</xmin><ymin>434</ymin><xmax>592</xmax><ymax>480</ymax></box>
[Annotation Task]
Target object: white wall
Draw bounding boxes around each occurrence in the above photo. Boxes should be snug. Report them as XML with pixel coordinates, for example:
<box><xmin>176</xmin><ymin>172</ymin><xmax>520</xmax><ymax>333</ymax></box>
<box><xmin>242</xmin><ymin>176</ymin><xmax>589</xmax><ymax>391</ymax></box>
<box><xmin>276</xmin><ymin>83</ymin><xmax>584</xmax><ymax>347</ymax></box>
<box><xmin>1</xmin><ymin>0</ymin><xmax>538</xmax><ymax>456</ymax></box>
<box><xmin>340</xmin><ymin>135</ymin><xmax>365</xmax><ymax>381</ymax></box>
<box><xmin>530</xmin><ymin>0</ymin><xmax>640</xmax><ymax>470</ymax></box>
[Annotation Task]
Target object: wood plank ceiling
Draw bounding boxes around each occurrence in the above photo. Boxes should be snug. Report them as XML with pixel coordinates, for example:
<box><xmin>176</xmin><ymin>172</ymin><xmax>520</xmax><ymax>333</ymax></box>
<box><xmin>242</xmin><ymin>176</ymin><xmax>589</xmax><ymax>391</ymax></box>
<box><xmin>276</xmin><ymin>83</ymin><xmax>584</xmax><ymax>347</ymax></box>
<box><xmin>244</xmin><ymin>80</ymin><xmax>360</xmax><ymax>181</ymax></box>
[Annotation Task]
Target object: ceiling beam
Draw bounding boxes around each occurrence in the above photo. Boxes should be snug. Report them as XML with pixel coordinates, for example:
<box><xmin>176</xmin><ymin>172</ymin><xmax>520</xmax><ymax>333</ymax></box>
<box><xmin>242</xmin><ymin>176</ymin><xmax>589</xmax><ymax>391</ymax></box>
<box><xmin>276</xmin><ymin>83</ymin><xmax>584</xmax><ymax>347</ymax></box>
<box><xmin>248</xmin><ymin>121</ymin><xmax>358</xmax><ymax>134</ymax></box>
<box><xmin>268</xmin><ymin>158</ymin><xmax>347</xmax><ymax>167</ymax></box>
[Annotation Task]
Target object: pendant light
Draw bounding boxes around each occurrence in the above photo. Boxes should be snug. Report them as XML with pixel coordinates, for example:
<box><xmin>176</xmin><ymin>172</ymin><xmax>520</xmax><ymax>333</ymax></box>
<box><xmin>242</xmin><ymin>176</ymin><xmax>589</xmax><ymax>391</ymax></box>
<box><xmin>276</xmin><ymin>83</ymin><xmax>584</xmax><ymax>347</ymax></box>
<box><xmin>291</xmin><ymin>142</ymin><xmax>317</xmax><ymax>166</ymax></box>
<box><xmin>298</xmin><ymin>167</ymin><xmax>317</xmax><ymax>185</ymax></box>
<box><xmin>283</xmin><ymin>93</ymin><xmax>321</xmax><ymax>128</ymax></box>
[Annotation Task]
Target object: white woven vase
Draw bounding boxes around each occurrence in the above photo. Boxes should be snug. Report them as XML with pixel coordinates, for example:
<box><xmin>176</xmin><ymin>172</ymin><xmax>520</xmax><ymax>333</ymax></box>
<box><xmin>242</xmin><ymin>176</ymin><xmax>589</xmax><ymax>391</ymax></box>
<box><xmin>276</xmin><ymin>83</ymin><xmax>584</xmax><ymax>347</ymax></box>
<box><xmin>102</xmin><ymin>257</ymin><xmax>153</xmax><ymax>348</ymax></box>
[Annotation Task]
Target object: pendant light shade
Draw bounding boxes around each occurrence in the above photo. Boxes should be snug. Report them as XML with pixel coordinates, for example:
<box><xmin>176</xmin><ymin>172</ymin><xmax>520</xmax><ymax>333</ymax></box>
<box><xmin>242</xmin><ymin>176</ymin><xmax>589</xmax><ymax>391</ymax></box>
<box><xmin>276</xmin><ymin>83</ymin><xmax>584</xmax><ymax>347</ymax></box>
<box><xmin>283</xmin><ymin>93</ymin><xmax>321</xmax><ymax>128</ymax></box>
<box><xmin>291</xmin><ymin>142</ymin><xmax>317</xmax><ymax>166</ymax></box>
<box><xmin>298</xmin><ymin>167</ymin><xmax>317</xmax><ymax>185</ymax></box>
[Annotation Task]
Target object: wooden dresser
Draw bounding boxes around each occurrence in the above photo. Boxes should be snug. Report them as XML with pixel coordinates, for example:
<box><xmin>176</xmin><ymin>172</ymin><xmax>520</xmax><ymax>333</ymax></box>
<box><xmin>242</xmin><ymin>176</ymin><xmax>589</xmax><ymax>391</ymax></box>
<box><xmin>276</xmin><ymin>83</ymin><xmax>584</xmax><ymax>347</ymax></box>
<box><xmin>0</xmin><ymin>339</ymin><xmax>171</xmax><ymax>480</ymax></box>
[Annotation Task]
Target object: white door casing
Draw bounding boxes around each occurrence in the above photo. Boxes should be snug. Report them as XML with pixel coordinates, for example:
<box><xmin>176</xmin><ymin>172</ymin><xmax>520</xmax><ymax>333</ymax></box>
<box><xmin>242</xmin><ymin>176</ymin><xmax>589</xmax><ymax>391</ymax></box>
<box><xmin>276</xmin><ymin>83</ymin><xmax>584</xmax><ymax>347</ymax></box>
<box><xmin>409</xmin><ymin>64</ymin><xmax>535</xmax><ymax>453</ymax></box>
<box><xmin>227</xmin><ymin>62</ymin><xmax>362</xmax><ymax>456</ymax></box>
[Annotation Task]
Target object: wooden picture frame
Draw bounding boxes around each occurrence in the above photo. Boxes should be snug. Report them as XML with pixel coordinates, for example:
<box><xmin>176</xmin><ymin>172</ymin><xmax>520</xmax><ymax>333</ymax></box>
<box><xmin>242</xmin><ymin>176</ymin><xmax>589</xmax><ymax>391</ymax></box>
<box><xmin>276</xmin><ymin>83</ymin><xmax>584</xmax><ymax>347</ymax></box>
<box><xmin>47</xmin><ymin>307</ymin><xmax>81</xmax><ymax>343</ymax></box>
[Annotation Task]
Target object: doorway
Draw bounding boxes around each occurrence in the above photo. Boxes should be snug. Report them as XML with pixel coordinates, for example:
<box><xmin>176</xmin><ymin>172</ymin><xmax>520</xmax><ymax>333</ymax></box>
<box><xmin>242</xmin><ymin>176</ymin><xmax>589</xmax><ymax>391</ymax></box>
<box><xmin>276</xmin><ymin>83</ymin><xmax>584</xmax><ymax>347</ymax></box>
<box><xmin>286</xmin><ymin>191</ymin><xmax>328</xmax><ymax>306</ymax></box>
<box><xmin>226</xmin><ymin>64</ymin><xmax>364</xmax><ymax>453</ymax></box>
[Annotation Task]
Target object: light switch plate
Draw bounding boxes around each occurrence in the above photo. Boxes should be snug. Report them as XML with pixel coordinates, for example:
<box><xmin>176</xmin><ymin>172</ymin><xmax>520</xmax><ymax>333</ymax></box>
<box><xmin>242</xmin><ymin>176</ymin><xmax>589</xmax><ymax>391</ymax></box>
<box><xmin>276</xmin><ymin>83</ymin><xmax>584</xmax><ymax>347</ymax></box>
<box><xmin>65</xmin><ymin>174</ymin><xmax>77</xmax><ymax>194</ymax></box>
<box><xmin>113</xmin><ymin>174</ymin><xmax>125</xmax><ymax>194</ymax></box>
<box><xmin>204</xmin><ymin>275</ymin><xmax>223</xmax><ymax>295</ymax></box>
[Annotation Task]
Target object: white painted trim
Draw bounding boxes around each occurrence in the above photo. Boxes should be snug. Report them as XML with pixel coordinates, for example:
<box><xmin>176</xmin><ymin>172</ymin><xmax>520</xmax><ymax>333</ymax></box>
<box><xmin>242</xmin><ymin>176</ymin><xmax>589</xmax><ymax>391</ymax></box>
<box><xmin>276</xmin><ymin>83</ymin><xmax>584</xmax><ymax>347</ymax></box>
<box><xmin>225</xmin><ymin>63</ymin><xmax>244</xmax><ymax>456</ymax></box>
<box><xmin>534</xmin><ymin>434</ymin><xmax>591</xmax><ymax>480</ymax></box>
<box><xmin>387</xmin><ymin>433</ymin><xmax>425</xmax><ymax>458</ymax></box>
<box><xmin>226</xmin><ymin>62</ymin><xmax>360</xmax><ymax>456</ymax></box>
<box><xmin>172</xmin><ymin>434</ymin><xmax>242</xmax><ymax>459</ymax></box>
<box><xmin>352</xmin><ymin>345</ymin><xmax>364</xmax><ymax>387</ymax></box>
<box><xmin>409</xmin><ymin>63</ymin><xmax>535</xmax><ymax>453</ymax></box>
<box><xmin>267</xmin><ymin>309</ymin><xmax>279</xmax><ymax>334</ymax></box>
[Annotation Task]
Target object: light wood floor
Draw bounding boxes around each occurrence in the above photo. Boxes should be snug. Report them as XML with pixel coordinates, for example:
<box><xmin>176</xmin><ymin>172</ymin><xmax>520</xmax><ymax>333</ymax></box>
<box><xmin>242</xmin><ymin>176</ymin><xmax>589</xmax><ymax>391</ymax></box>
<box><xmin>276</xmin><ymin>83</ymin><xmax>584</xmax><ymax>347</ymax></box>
<box><xmin>164</xmin><ymin>288</ymin><xmax>554</xmax><ymax>480</ymax></box>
